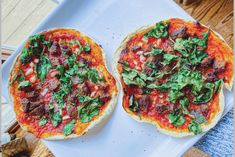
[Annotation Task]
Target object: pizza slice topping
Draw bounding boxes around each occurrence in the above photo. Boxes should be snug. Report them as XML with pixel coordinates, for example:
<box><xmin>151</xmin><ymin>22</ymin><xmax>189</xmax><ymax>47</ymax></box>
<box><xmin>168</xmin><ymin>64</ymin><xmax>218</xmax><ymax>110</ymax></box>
<box><xmin>11</xmin><ymin>32</ymin><xmax>112</xmax><ymax>136</ymax></box>
<box><xmin>118</xmin><ymin>19</ymin><xmax>230</xmax><ymax>135</ymax></box>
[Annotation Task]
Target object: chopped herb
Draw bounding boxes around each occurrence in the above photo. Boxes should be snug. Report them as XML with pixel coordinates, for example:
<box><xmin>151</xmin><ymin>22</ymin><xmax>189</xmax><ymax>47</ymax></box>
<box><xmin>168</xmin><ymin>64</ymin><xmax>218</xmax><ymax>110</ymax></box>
<box><xmin>193</xmin><ymin>83</ymin><xmax>214</xmax><ymax>104</ymax></box>
<box><xmin>39</xmin><ymin>118</ymin><xmax>48</xmax><ymax>126</ymax></box>
<box><xmin>144</xmin><ymin>48</ymin><xmax>164</xmax><ymax>56</ymax></box>
<box><xmin>129</xmin><ymin>95</ymin><xmax>139</xmax><ymax>112</ymax></box>
<box><xmin>168</xmin><ymin>113</ymin><xmax>185</xmax><ymax>127</ymax></box>
<box><xmin>62</xmin><ymin>119</ymin><xmax>76</xmax><ymax>136</ymax></box>
<box><xmin>168</xmin><ymin>90</ymin><xmax>183</xmax><ymax>103</ymax></box>
<box><xmin>161</xmin><ymin>53</ymin><xmax>178</xmax><ymax>65</ymax></box>
<box><xmin>144</xmin><ymin>21</ymin><xmax>169</xmax><ymax>39</ymax></box>
<box><xmin>214</xmin><ymin>79</ymin><xmax>223</xmax><ymax>93</ymax></box>
<box><xmin>83</xmin><ymin>44</ymin><xmax>91</xmax><ymax>52</ymax></box>
<box><xmin>18</xmin><ymin>81</ymin><xmax>31</xmax><ymax>90</ymax></box>
<box><xmin>36</xmin><ymin>55</ymin><xmax>52</xmax><ymax>82</ymax></box>
<box><xmin>50</xmin><ymin>111</ymin><xmax>62</xmax><ymax>127</ymax></box>
<box><xmin>188</xmin><ymin>119</ymin><xmax>202</xmax><ymax>135</ymax></box>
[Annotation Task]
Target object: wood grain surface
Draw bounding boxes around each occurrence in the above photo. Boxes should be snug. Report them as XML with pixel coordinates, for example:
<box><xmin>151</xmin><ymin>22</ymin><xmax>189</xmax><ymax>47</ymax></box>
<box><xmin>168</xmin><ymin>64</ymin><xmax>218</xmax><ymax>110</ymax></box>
<box><xmin>178</xmin><ymin>0</ymin><xmax>233</xmax><ymax>48</ymax></box>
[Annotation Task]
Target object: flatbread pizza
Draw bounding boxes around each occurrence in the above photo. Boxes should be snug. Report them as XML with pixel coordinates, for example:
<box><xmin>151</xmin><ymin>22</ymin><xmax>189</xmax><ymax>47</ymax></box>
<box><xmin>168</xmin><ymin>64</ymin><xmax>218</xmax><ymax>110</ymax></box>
<box><xmin>9</xmin><ymin>28</ymin><xmax>118</xmax><ymax>139</ymax></box>
<box><xmin>113</xmin><ymin>18</ymin><xmax>233</xmax><ymax>137</ymax></box>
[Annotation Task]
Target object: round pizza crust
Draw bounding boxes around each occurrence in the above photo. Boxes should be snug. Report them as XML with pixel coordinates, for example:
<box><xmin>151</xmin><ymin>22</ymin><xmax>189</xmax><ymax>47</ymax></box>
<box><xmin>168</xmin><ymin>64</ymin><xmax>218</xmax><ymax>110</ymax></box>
<box><xmin>8</xmin><ymin>28</ymin><xmax>119</xmax><ymax>140</ymax></box>
<box><xmin>113</xmin><ymin>18</ymin><xmax>232</xmax><ymax>137</ymax></box>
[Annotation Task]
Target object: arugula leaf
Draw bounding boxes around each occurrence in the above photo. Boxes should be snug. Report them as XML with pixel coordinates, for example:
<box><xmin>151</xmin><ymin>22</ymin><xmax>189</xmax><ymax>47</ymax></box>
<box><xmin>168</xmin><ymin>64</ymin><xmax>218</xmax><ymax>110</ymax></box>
<box><xmin>193</xmin><ymin>83</ymin><xmax>214</xmax><ymax>104</ymax></box>
<box><xmin>179</xmin><ymin>97</ymin><xmax>190</xmax><ymax>114</ymax></box>
<box><xmin>69</xmin><ymin>40</ymin><xmax>83</xmax><ymax>55</ymax></box>
<box><xmin>188</xmin><ymin>119</ymin><xmax>202</xmax><ymax>135</ymax></box>
<box><xmin>77</xmin><ymin>96</ymin><xmax>101</xmax><ymax>123</ymax></box>
<box><xmin>189</xmin><ymin>48</ymin><xmax>208</xmax><ymax>65</ymax></box>
<box><xmin>50</xmin><ymin>111</ymin><xmax>62</xmax><ymax>127</ymax></box>
<box><xmin>20</xmin><ymin>34</ymin><xmax>51</xmax><ymax>64</ymax></box>
<box><xmin>129</xmin><ymin>95</ymin><xmax>139</xmax><ymax>112</ymax></box>
<box><xmin>168</xmin><ymin>113</ymin><xmax>185</xmax><ymax>127</ymax></box>
<box><xmin>57</xmin><ymin>65</ymin><xmax>65</xmax><ymax>76</ymax></box>
<box><xmin>62</xmin><ymin>119</ymin><xmax>76</xmax><ymax>136</ymax></box>
<box><xmin>39</xmin><ymin>118</ymin><xmax>48</xmax><ymax>126</ymax></box>
<box><xmin>214</xmin><ymin>79</ymin><xmax>223</xmax><ymax>93</ymax></box>
<box><xmin>20</xmin><ymin>48</ymin><xmax>31</xmax><ymax>64</ymax></box>
<box><xmin>144</xmin><ymin>48</ymin><xmax>163</xmax><ymax>56</ymax></box>
<box><xmin>83</xmin><ymin>44</ymin><xmax>91</xmax><ymax>52</ymax></box>
<box><xmin>144</xmin><ymin>21</ymin><xmax>169</xmax><ymax>39</ymax></box>
<box><xmin>87</xmin><ymin>68</ymin><xmax>100</xmax><ymax>83</ymax></box>
<box><xmin>161</xmin><ymin>53</ymin><xmax>178</xmax><ymax>65</ymax></box>
<box><xmin>18</xmin><ymin>81</ymin><xmax>31</xmax><ymax>90</ymax></box>
<box><xmin>36</xmin><ymin>55</ymin><xmax>52</xmax><ymax>82</ymax></box>
<box><xmin>10</xmin><ymin>68</ymin><xmax>25</xmax><ymax>86</ymax></box>
<box><xmin>173</xmin><ymin>31</ymin><xmax>210</xmax><ymax>57</ymax></box>
<box><xmin>122</xmin><ymin>68</ymin><xmax>146</xmax><ymax>87</ymax></box>
<box><xmin>168</xmin><ymin>90</ymin><xmax>183</xmax><ymax>103</ymax></box>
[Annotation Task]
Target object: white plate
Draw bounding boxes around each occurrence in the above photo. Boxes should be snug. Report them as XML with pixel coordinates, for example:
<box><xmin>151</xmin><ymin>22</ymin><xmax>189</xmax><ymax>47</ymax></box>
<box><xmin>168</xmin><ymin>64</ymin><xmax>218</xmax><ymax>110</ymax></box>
<box><xmin>2</xmin><ymin>0</ymin><xmax>233</xmax><ymax>156</ymax></box>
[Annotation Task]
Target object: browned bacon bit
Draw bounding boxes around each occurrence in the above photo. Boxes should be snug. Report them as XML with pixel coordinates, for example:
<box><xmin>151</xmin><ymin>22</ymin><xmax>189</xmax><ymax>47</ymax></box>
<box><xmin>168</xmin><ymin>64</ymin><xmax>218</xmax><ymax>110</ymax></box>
<box><xmin>21</xmin><ymin>98</ymin><xmax>30</xmax><ymax>112</ymax></box>
<box><xmin>49</xmin><ymin>55</ymin><xmax>61</xmax><ymax>67</ymax></box>
<box><xmin>131</xmin><ymin>45</ymin><xmax>141</xmax><ymax>52</ymax></box>
<box><xmin>156</xmin><ymin>104</ymin><xmax>167</xmax><ymax>114</ymax></box>
<box><xmin>79</xmin><ymin>82</ymin><xmax>91</xmax><ymax>95</ymax></box>
<box><xmin>170</xmin><ymin>26</ymin><xmax>188</xmax><ymax>40</ymax></box>
<box><xmin>49</xmin><ymin>41</ymin><xmax>61</xmax><ymax>55</ymax></box>
<box><xmin>205</xmin><ymin>72</ymin><xmax>218</xmax><ymax>82</ymax></box>
<box><xmin>143</xmin><ymin>67</ymin><xmax>153</xmax><ymax>76</ymax></box>
<box><xmin>99</xmin><ymin>90</ymin><xmax>111</xmax><ymax>104</ymax></box>
<box><xmin>138</xmin><ymin>95</ymin><xmax>150</xmax><ymax>112</ymax></box>
<box><xmin>20</xmin><ymin>85</ymin><xmax>34</xmax><ymax>92</ymax></box>
<box><xmin>121</xmin><ymin>47</ymin><xmax>129</xmax><ymax>54</ymax></box>
<box><xmin>66</xmin><ymin>104</ymin><xmax>77</xmax><ymax>117</ymax></box>
<box><xmin>200</xmin><ymin>104</ymin><xmax>209</xmax><ymax>117</ymax></box>
<box><xmin>30</xmin><ymin>105</ymin><xmax>45</xmax><ymax>118</ymax></box>
<box><xmin>48</xmin><ymin>79</ymin><xmax>60</xmax><ymax>91</ymax></box>
<box><xmin>163</xmin><ymin>39</ymin><xmax>174</xmax><ymax>53</ymax></box>
<box><xmin>200</xmin><ymin>57</ymin><xmax>214</xmax><ymax>68</ymax></box>
<box><xmin>213</xmin><ymin>60</ymin><xmax>226</xmax><ymax>74</ymax></box>
<box><xmin>60</xmin><ymin>44</ymin><xmax>71</xmax><ymax>55</ymax></box>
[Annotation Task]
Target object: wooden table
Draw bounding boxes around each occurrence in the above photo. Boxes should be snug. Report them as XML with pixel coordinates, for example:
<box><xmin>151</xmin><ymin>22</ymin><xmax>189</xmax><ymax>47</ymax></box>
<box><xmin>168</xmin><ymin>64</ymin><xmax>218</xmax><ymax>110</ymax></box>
<box><xmin>2</xmin><ymin>0</ymin><xmax>233</xmax><ymax>156</ymax></box>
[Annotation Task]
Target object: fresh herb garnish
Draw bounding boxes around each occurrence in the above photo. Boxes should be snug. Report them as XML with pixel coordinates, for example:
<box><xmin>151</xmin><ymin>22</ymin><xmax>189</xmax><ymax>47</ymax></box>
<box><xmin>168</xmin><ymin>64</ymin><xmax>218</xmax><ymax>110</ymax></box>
<box><xmin>36</xmin><ymin>55</ymin><xmax>52</xmax><ymax>82</ymax></box>
<box><xmin>50</xmin><ymin>111</ymin><xmax>62</xmax><ymax>127</ymax></box>
<box><xmin>62</xmin><ymin>119</ymin><xmax>76</xmax><ymax>136</ymax></box>
<box><xmin>129</xmin><ymin>95</ymin><xmax>139</xmax><ymax>112</ymax></box>
<box><xmin>18</xmin><ymin>81</ymin><xmax>31</xmax><ymax>90</ymax></box>
<box><xmin>39</xmin><ymin>118</ymin><xmax>48</xmax><ymax>126</ymax></box>
<box><xmin>144</xmin><ymin>21</ymin><xmax>169</xmax><ymax>39</ymax></box>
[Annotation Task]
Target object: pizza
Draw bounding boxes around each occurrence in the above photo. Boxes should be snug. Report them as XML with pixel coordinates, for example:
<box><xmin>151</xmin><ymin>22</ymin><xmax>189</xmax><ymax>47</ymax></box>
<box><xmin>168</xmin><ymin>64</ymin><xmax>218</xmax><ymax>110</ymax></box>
<box><xmin>9</xmin><ymin>28</ymin><xmax>118</xmax><ymax>139</ymax></box>
<box><xmin>113</xmin><ymin>18</ymin><xmax>233</xmax><ymax>137</ymax></box>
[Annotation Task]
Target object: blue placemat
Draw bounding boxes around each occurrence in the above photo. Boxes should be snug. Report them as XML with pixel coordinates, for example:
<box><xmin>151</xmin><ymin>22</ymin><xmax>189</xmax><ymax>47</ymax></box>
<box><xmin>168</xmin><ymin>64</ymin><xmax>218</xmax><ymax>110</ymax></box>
<box><xmin>194</xmin><ymin>109</ymin><xmax>234</xmax><ymax>157</ymax></box>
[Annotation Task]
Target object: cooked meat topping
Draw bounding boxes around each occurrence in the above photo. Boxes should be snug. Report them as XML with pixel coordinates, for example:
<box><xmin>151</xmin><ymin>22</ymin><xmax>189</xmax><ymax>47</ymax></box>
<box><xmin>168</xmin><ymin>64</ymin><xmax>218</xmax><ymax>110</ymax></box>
<box><xmin>205</xmin><ymin>72</ymin><xmax>218</xmax><ymax>82</ymax></box>
<box><xmin>131</xmin><ymin>45</ymin><xmax>141</xmax><ymax>52</ymax></box>
<box><xmin>213</xmin><ymin>60</ymin><xmax>226</xmax><ymax>73</ymax></box>
<box><xmin>138</xmin><ymin>95</ymin><xmax>150</xmax><ymax>112</ymax></box>
<box><xmin>170</xmin><ymin>26</ymin><xmax>188</xmax><ymax>40</ymax></box>
<box><xmin>200</xmin><ymin>104</ymin><xmax>209</xmax><ymax>117</ymax></box>
<box><xmin>48</xmin><ymin>78</ymin><xmax>60</xmax><ymax>91</ymax></box>
<box><xmin>200</xmin><ymin>57</ymin><xmax>214</xmax><ymax>68</ymax></box>
<box><xmin>66</xmin><ymin>104</ymin><xmax>77</xmax><ymax>117</ymax></box>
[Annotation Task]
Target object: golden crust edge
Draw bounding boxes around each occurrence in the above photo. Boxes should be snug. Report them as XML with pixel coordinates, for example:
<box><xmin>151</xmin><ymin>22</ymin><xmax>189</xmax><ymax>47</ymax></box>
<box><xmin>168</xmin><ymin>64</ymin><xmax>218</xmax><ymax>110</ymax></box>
<box><xmin>8</xmin><ymin>28</ymin><xmax>119</xmax><ymax>140</ymax></box>
<box><xmin>112</xmin><ymin>18</ymin><xmax>229</xmax><ymax>137</ymax></box>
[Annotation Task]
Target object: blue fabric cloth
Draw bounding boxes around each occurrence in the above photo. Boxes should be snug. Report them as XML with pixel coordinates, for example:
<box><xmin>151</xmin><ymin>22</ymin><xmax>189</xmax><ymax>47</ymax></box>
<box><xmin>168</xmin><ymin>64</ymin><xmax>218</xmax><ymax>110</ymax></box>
<box><xmin>194</xmin><ymin>109</ymin><xmax>234</xmax><ymax>157</ymax></box>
